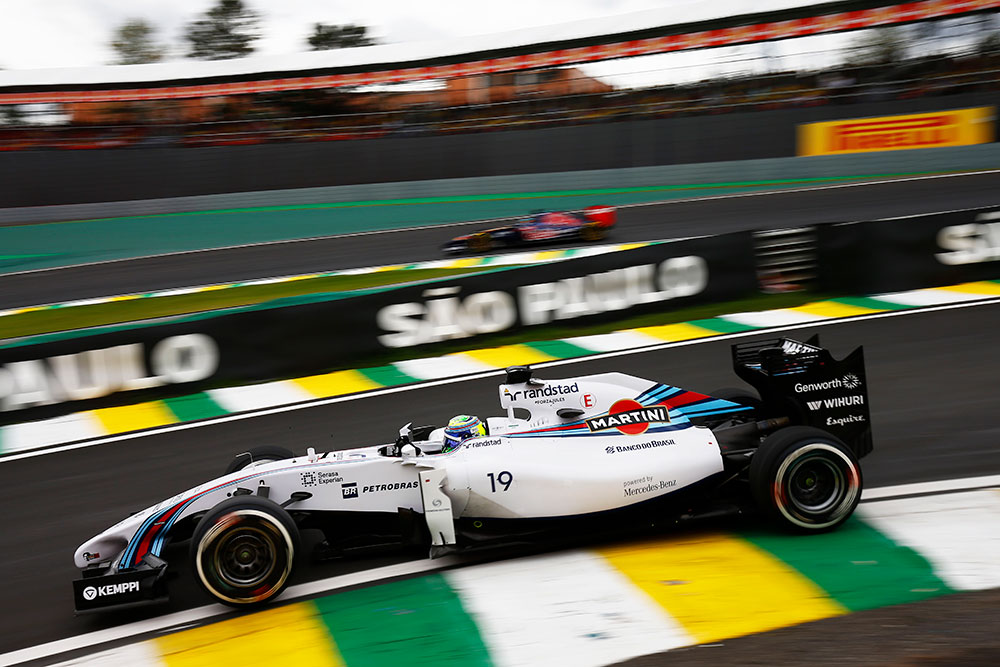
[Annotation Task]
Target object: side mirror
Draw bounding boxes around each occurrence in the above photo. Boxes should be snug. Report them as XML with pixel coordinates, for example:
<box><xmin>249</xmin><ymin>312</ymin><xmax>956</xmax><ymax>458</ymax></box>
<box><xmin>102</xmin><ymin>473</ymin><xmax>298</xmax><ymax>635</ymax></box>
<box><xmin>398</xmin><ymin>422</ymin><xmax>413</xmax><ymax>443</ymax></box>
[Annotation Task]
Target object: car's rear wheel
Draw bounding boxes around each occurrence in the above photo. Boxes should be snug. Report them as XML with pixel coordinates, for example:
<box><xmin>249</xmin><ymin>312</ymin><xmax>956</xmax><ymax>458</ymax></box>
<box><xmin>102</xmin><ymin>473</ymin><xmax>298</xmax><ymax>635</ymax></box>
<box><xmin>191</xmin><ymin>496</ymin><xmax>299</xmax><ymax>608</ymax></box>
<box><xmin>750</xmin><ymin>426</ymin><xmax>861</xmax><ymax>532</ymax></box>
<box><xmin>225</xmin><ymin>446</ymin><xmax>295</xmax><ymax>474</ymax></box>
<box><xmin>579</xmin><ymin>223</ymin><xmax>606</xmax><ymax>242</ymax></box>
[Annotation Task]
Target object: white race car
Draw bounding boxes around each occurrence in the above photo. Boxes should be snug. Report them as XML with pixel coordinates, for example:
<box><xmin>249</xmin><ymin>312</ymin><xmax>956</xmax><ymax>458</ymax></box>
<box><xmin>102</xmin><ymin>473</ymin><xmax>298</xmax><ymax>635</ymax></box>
<box><xmin>73</xmin><ymin>336</ymin><xmax>872</xmax><ymax>612</ymax></box>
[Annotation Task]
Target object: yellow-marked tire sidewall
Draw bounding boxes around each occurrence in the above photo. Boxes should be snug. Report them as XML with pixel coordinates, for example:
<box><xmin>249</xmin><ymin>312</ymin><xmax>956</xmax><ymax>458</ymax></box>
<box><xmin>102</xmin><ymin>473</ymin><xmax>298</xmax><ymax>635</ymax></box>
<box><xmin>751</xmin><ymin>426</ymin><xmax>861</xmax><ymax>532</ymax></box>
<box><xmin>192</xmin><ymin>497</ymin><xmax>298</xmax><ymax>607</ymax></box>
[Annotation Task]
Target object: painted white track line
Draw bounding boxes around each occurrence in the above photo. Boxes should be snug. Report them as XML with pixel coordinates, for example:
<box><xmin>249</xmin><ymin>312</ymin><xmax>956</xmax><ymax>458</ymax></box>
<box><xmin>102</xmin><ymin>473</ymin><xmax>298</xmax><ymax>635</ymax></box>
<box><xmin>4</xmin><ymin>295</ymin><xmax>999</xmax><ymax>465</ymax></box>
<box><xmin>1</xmin><ymin>474</ymin><xmax>997</xmax><ymax>667</ymax></box>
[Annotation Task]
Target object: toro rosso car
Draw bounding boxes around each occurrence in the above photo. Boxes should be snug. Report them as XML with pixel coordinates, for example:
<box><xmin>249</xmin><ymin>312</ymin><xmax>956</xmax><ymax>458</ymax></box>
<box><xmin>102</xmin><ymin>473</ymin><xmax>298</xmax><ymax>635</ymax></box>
<box><xmin>443</xmin><ymin>206</ymin><xmax>616</xmax><ymax>254</ymax></box>
<box><xmin>73</xmin><ymin>335</ymin><xmax>872</xmax><ymax>613</ymax></box>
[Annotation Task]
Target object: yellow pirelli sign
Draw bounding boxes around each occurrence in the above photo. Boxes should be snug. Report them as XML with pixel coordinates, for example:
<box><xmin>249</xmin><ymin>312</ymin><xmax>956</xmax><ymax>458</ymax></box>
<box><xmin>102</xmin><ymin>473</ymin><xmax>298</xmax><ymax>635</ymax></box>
<box><xmin>797</xmin><ymin>107</ymin><xmax>995</xmax><ymax>156</ymax></box>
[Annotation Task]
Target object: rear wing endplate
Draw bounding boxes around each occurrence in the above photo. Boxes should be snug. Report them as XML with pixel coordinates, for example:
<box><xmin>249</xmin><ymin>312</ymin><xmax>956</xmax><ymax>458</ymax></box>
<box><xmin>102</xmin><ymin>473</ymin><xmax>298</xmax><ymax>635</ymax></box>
<box><xmin>731</xmin><ymin>335</ymin><xmax>873</xmax><ymax>458</ymax></box>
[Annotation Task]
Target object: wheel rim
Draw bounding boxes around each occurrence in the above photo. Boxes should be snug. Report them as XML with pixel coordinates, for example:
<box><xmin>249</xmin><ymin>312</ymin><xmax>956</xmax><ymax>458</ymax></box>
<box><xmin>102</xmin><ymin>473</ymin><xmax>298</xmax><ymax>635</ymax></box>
<box><xmin>773</xmin><ymin>443</ymin><xmax>860</xmax><ymax>529</ymax></box>
<box><xmin>215</xmin><ymin>526</ymin><xmax>277</xmax><ymax>587</ymax></box>
<box><xmin>196</xmin><ymin>509</ymin><xmax>294</xmax><ymax>605</ymax></box>
<box><xmin>787</xmin><ymin>457</ymin><xmax>844</xmax><ymax>514</ymax></box>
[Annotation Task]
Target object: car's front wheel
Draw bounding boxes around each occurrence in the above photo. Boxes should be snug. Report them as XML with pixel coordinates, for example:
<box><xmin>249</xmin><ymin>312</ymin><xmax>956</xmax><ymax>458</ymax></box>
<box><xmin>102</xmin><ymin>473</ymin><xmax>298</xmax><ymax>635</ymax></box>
<box><xmin>225</xmin><ymin>445</ymin><xmax>295</xmax><ymax>474</ymax></box>
<box><xmin>750</xmin><ymin>426</ymin><xmax>861</xmax><ymax>532</ymax></box>
<box><xmin>190</xmin><ymin>496</ymin><xmax>299</xmax><ymax>608</ymax></box>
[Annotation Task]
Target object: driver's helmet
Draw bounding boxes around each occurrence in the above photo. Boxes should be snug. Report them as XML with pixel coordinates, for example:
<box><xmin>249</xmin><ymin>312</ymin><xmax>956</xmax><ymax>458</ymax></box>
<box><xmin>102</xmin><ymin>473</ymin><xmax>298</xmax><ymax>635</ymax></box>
<box><xmin>442</xmin><ymin>415</ymin><xmax>486</xmax><ymax>452</ymax></box>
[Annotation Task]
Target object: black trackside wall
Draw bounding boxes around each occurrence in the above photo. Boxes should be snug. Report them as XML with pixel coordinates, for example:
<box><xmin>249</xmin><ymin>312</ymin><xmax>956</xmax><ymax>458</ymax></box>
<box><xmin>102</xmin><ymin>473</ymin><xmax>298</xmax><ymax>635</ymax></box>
<box><xmin>0</xmin><ymin>232</ymin><xmax>756</xmax><ymax>424</ymax></box>
<box><xmin>817</xmin><ymin>206</ymin><xmax>1000</xmax><ymax>294</ymax></box>
<box><xmin>1</xmin><ymin>92</ymin><xmax>995</xmax><ymax>207</ymax></box>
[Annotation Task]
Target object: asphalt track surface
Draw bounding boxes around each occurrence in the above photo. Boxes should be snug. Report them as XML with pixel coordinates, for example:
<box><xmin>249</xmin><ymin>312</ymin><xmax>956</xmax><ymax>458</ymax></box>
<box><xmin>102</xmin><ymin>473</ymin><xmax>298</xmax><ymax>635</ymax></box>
<box><xmin>1</xmin><ymin>301</ymin><xmax>999</xmax><ymax>658</ymax></box>
<box><xmin>2</xmin><ymin>170</ymin><xmax>1000</xmax><ymax>309</ymax></box>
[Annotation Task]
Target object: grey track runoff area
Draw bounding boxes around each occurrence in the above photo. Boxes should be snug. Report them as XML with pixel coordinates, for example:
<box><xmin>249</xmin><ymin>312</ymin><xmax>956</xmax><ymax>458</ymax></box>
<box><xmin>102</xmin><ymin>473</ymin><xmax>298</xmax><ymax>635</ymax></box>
<box><xmin>2</xmin><ymin>169</ymin><xmax>999</xmax><ymax>310</ymax></box>
<box><xmin>2</xmin><ymin>143</ymin><xmax>999</xmax><ymax>225</ymax></box>
<box><xmin>0</xmin><ymin>300</ymin><xmax>998</xmax><ymax>660</ymax></box>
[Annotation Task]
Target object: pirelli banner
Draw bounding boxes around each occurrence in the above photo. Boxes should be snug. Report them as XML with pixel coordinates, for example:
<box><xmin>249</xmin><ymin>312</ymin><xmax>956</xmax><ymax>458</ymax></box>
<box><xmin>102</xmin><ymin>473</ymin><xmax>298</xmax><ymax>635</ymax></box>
<box><xmin>0</xmin><ymin>232</ymin><xmax>757</xmax><ymax>424</ymax></box>
<box><xmin>797</xmin><ymin>107</ymin><xmax>995</xmax><ymax>157</ymax></box>
<box><xmin>817</xmin><ymin>206</ymin><xmax>1000</xmax><ymax>294</ymax></box>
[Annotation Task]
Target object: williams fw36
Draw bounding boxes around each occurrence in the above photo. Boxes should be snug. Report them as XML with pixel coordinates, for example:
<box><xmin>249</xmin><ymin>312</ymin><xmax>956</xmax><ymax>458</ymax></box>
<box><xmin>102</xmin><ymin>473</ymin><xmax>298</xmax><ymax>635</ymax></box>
<box><xmin>73</xmin><ymin>336</ymin><xmax>872</xmax><ymax>612</ymax></box>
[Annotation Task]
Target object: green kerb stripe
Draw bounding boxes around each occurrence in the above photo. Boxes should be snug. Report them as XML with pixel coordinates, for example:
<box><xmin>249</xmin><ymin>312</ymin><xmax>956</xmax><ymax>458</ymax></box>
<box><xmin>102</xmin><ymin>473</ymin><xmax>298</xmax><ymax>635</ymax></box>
<box><xmin>163</xmin><ymin>393</ymin><xmax>230</xmax><ymax>422</ymax></box>
<box><xmin>834</xmin><ymin>296</ymin><xmax>915</xmax><ymax>311</ymax></box>
<box><xmin>313</xmin><ymin>574</ymin><xmax>493</xmax><ymax>667</ymax></box>
<box><xmin>742</xmin><ymin>518</ymin><xmax>953</xmax><ymax>612</ymax></box>
<box><xmin>524</xmin><ymin>339</ymin><xmax>594</xmax><ymax>359</ymax></box>
<box><xmin>358</xmin><ymin>365</ymin><xmax>422</xmax><ymax>387</ymax></box>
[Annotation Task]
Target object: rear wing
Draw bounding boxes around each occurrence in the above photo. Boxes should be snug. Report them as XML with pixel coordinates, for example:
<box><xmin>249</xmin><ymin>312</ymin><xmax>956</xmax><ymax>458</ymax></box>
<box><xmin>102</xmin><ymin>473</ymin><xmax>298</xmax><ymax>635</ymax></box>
<box><xmin>731</xmin><ymin>336</ymin><xmax>872</xmax><ymax>458</ymax></box>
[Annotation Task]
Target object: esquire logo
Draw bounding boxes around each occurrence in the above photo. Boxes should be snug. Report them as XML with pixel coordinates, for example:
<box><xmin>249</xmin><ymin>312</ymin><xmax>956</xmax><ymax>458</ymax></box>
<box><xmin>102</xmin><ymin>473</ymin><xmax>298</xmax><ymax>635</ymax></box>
<box><xmin>586</xmin><ymin>399</ymin><xmax>669</xmax><ymax>435</ymax></box>
<box><xmin>0</xmin><ymin>334</ymin><xmax>218</xmax><ymax>412</ymax></box>
<box><xmin>81</xmin><ymin>581</ymin><xmax>140</xmax><ymax>600</ymax></box>
<box><xmin>376</xmin><ymin>256</ymin><xmax>708</xmax><ymax>348</ymax></box>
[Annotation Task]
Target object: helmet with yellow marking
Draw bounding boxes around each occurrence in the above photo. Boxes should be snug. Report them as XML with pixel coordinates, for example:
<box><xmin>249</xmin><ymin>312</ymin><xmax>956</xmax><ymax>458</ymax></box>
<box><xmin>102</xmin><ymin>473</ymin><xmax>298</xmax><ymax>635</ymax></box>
<box><xmin>442</xmin><ymin>415</ymin><xmax>486</xmax><ymax>452</ymax></box>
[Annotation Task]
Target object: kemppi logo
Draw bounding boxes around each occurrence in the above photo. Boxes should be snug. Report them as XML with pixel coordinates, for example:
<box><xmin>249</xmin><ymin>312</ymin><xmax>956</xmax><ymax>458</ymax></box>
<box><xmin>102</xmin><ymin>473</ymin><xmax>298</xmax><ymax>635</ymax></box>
<box><xmin>828</xmin><ymin>116</ymin><xmax>956</xmax><ymax>153</ymax></box>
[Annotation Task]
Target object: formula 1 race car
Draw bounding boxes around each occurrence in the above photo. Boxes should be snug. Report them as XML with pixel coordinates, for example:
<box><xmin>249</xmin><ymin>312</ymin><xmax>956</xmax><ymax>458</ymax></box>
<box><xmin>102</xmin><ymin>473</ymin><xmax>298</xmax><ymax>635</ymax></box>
<box><xmin>73</xmin><ymin>336</ymin><xmax>871</xmax><ymax>613</ymax></box>
<box><xmin>442</xmin><ymin>206</ymin><xmax>617</xmax><ymax>254</ymax></box>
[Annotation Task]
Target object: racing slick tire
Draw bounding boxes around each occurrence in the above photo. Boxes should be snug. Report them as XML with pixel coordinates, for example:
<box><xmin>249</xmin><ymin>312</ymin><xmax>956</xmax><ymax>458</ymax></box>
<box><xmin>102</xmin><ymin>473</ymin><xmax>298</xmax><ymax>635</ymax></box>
<box><xmin>579</xmin><ymin>223</ymin><xmax>606</xmax><ymax>242</ymax></box>
<box><xmin>750</xmin><ymin>426</ymin><xmax>861</xmax><ymax>532</ymax></box>
<box><xmin>225</xmin><ymin>446</ymin><xmax>295</xmax><ymax>474</ymax></box>
<box><xmin>190</xmin><ymin>495</ymin><xmax>300</xmax><ymax>608</ymax></box>
<box><xmin>469</xmin><ymin>232</ymin><xmax>493</xmax><ymax>252</ymax></box>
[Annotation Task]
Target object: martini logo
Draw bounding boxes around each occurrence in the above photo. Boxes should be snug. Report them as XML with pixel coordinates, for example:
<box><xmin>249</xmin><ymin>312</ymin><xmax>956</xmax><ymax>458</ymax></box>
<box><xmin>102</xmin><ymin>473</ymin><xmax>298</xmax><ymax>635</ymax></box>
<box><xmin>585</xmin><ymin>399</ymin><xmax>669</xmax><ymax>435</ymax></box>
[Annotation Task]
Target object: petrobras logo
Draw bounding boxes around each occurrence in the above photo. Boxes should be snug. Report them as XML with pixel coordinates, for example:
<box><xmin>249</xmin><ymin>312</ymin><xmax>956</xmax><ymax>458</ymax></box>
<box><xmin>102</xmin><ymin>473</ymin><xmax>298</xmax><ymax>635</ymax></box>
<box><xmin>81</xmin><ymin>581</ymin><xmax>140</xmax><ymax>600</ymax></box>
<box><xmin>0</xmin><ymin>334</ymin><xmax>218</xmax><ymax>412</ymax></box>
<box><xmin>376</xmin><ymin>257</ymin><xmax>708</xmax><ymax>348</ymax></box>
<box><xmin>341</xmin><ymin>482</ymin><xmax>358</xmax><ymax>499</ymax></box>
<box><xmin>586</xmin><ymin>400</ymin><xmax>669</xmax><ymax>435</ymax></box>
<box><xmin>362</xmin><ymin>481</ymin><xmax>419</xmax><ymax>493</ymax></box>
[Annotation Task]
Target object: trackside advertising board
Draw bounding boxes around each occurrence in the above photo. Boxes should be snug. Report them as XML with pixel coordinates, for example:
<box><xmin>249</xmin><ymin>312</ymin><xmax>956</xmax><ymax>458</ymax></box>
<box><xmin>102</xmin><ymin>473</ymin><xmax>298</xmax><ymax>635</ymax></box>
<box><xmin>817</xmin><ymin>206</ymin><xmax>1000</xmax><ymax>294</ymax></box>
<box><xmin>0</xmin><ymin>233</ymin><xmax>756</xmax><ymax>424</ymax></box>
<box><xmin>797</xmin><ymin>107</ymin><xmax>994</xmax><ymax>157</ymax></box>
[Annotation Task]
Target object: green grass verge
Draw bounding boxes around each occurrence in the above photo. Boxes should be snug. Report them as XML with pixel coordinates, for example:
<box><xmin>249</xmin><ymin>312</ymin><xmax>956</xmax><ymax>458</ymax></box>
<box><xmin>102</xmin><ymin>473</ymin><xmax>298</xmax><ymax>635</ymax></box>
<box><xmin>0</xmin><ymin>266</ymin><xmax>491</xmax><ymax>340</ymax></box>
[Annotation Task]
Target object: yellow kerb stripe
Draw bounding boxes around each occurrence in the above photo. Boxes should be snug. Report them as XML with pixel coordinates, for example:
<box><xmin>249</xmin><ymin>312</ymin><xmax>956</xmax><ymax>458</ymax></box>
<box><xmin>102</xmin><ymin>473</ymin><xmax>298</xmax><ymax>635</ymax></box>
<box><xmin>91</xmin><ymin>401</ymin><xmax>177</xmax><ymax>434</ymax></box>
<box><xmin>156</xmin><ymin>603</ymin><xmax>344</xmax><ymax>667</ymax></box>
<box><xmin>293</xmin><ymin>370</ymin><xmax>382</xmax><ymax>398</ymax></box>
<box><xmin>788</xmin><ymin>301</ymin><xmax>880</xmax><ymax>318</ymax></box>
<box><xmin>461</xmin><ymin>344</ymin><xmax>555</xmax><ymax>368</ymax></box>
<box><xmin>632</xmin><ymin>323</ymin><xmax>718</xmax><ymax>342</ymax></box>
<box><xmin>530</xmin><ymin>250</ymin><xmax>566</xmax><ymax>261</ymax></box>
<box><xmin>445</xmin><ymin>258</ymin><xmax>483</xmax><ymax>268</ymax></box>
<box><xmin>935</xmin><ymin>281</ymin><xmax>1000</xmax><ymax>295</ymax></box>
<box><xmin>599</xmin><ymin>534</ymin><xmax>845</xmax><ymax>644</ymax></box>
